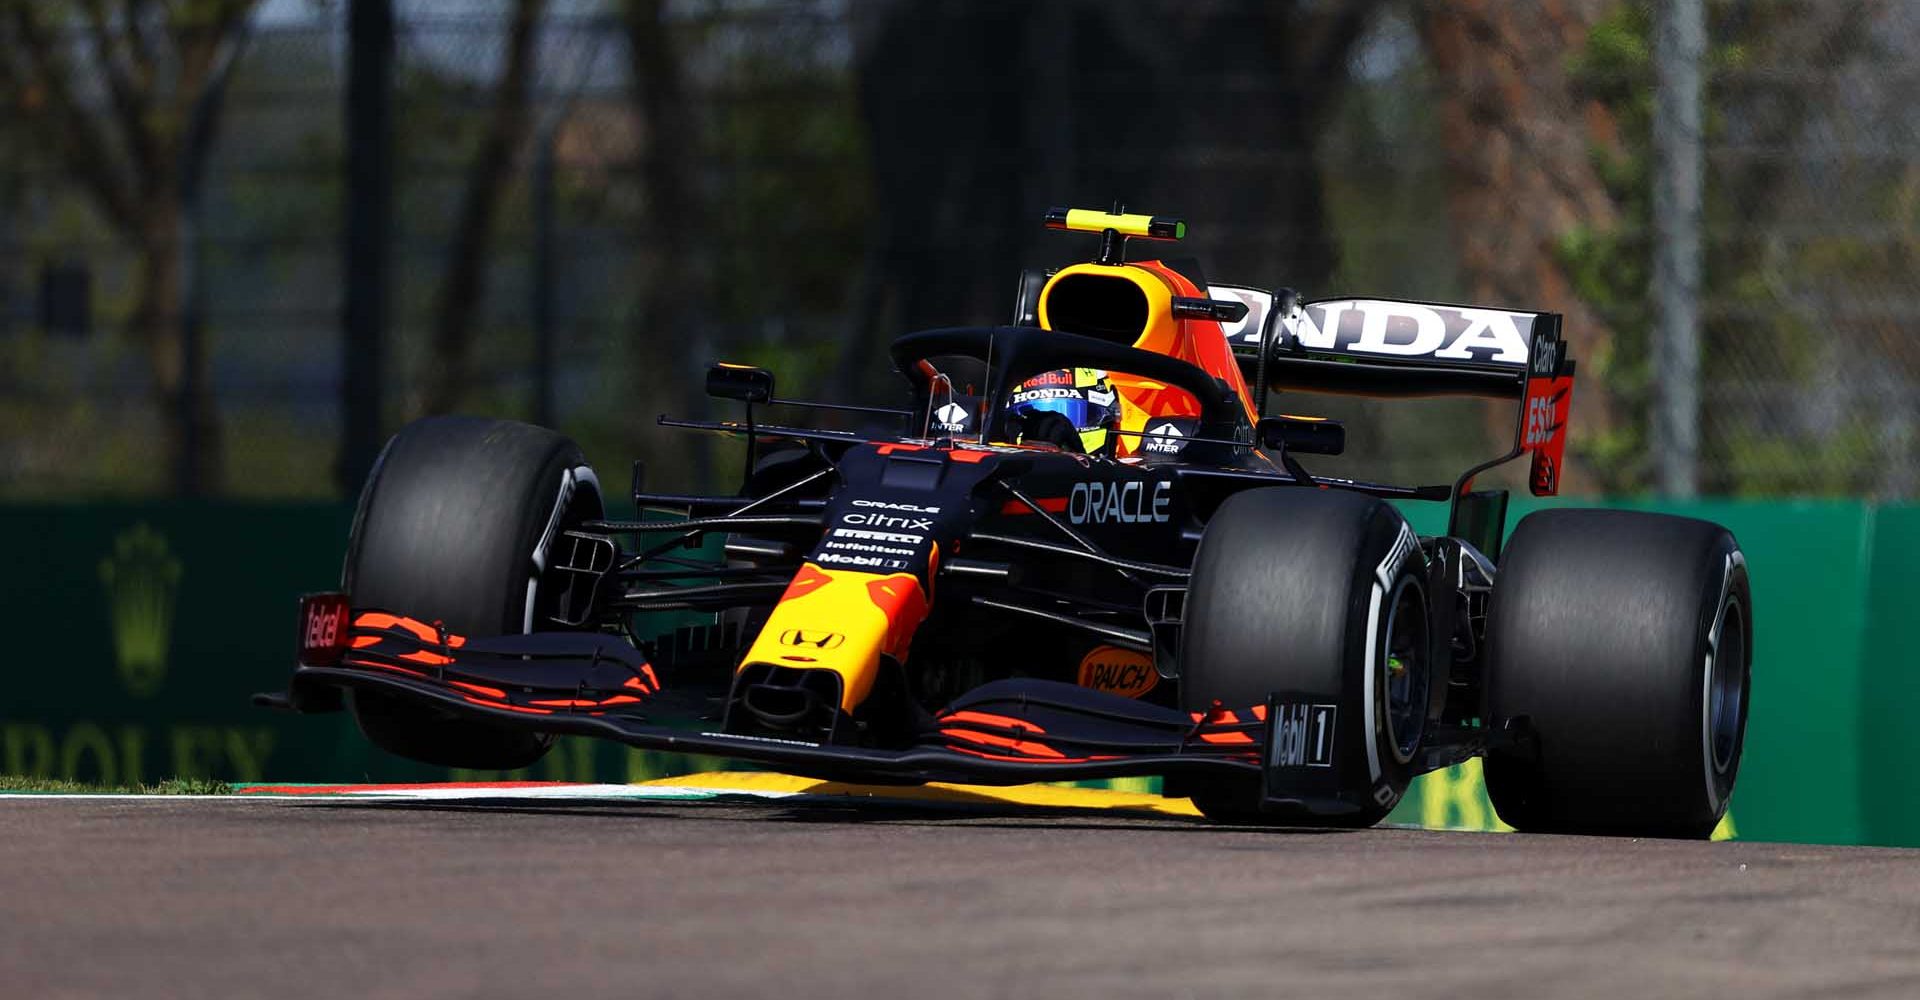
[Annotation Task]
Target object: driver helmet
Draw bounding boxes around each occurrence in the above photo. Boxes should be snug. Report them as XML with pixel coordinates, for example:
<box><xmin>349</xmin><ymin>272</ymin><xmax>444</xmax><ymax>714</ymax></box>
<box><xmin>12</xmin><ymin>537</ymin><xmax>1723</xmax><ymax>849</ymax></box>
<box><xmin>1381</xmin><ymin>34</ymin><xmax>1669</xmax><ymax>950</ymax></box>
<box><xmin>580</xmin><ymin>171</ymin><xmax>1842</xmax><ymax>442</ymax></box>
<box><xmin>1008</xmin><ymin>367</ymin><xmax>1120</xmax><ymax>454</ymax></box>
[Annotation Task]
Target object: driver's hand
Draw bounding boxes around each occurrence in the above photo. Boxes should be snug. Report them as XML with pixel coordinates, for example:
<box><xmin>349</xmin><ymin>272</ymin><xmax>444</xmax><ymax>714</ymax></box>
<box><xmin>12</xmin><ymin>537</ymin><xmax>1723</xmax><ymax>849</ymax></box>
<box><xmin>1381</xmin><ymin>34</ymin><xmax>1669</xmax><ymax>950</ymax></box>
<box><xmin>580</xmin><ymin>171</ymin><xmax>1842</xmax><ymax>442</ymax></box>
<box><xmin>1015</xmin><ymin>410</ymin><xmax>1085</xmax><ymax>454</ymax></box>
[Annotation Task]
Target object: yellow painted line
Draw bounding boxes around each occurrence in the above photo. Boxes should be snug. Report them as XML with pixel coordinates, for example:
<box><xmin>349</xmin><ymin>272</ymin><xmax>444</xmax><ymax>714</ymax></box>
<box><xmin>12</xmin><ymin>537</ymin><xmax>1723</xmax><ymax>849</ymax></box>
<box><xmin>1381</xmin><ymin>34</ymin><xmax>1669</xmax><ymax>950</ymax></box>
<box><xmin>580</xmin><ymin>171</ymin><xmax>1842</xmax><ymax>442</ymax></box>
<box><xmin>636</xmin><ymin>771</ymin><xmax>1203</xmax><ymax>818</ymax></box>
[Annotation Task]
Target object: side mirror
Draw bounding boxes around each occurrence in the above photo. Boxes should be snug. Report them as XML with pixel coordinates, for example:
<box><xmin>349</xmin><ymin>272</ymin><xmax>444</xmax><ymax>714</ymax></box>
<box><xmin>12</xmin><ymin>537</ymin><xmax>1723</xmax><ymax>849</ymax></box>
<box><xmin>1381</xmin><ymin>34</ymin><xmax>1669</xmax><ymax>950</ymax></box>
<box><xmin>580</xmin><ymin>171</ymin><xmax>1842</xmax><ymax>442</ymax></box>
<box><xmin>1258</xmin><ymin>415</ymin><xmax>1345</xmax><ymax>456</ymax></box>
<box><xmin>706</xmin><ymin>362</ymin><xmax>774</xmax><ymax>404</ymax></box>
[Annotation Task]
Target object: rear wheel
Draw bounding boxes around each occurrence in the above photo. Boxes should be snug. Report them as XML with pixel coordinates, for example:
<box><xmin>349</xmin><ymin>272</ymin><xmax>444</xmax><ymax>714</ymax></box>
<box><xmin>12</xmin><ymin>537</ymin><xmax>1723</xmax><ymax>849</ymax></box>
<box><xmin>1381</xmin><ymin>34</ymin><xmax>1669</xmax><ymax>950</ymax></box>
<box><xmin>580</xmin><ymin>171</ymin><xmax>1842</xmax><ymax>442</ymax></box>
<box><xmin>344</xmin><ymin>416</ymin><xmax>604</xmax><ymax>770</ymax></box>
<box><xmin>1178</xmin><ymin>488</ymin><xmax>1437</xmax><ymax>826</ymax></box>
<box><xmin>1483</xmin><ymin>509</ymin><xmax>1750</xmax><ymax>839</ymax></box>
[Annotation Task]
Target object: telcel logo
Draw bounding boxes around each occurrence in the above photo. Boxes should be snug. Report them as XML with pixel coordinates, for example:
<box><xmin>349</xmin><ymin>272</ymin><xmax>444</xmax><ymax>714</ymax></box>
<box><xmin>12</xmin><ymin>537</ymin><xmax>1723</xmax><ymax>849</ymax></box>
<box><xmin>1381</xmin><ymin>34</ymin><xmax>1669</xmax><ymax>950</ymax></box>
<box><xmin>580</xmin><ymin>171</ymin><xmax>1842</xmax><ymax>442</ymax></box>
<box><xmin>1068</xmin><ymin>480</ymin><xmax>1171</xmax><ymax>525</ymax></box>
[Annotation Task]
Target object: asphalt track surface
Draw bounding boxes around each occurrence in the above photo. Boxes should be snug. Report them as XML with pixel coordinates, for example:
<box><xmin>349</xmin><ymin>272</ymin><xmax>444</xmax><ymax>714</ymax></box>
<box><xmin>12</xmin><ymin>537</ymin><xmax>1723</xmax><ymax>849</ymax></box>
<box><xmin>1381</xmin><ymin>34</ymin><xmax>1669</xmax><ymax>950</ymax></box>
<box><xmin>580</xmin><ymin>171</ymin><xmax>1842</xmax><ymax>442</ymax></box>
<box><xmin>3</xmin><ymin>795</ymin><xmax>1918</xmax><ymax>999</ymax></box>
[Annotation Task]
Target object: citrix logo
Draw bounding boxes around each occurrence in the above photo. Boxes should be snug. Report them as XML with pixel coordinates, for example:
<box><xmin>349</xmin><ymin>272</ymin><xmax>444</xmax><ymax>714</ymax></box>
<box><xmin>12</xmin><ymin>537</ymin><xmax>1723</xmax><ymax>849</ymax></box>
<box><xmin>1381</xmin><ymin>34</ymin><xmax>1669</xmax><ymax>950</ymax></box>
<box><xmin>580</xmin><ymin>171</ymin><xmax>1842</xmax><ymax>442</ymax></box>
<box><xmin>841</xmin><ymin>512</ymin><xmax>934</xmax><ymax>531</ymax></box>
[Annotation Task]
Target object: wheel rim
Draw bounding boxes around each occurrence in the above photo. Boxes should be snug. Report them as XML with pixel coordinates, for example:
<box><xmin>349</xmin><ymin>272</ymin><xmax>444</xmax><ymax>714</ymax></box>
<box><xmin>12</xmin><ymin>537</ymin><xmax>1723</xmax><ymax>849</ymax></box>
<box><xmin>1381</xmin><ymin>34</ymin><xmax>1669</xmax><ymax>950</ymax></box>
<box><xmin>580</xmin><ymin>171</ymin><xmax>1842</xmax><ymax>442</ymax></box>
<box><xmin>1707</xmin><ymin>597</ymin><xmax>1746</xmax><ymax>774</ymax></box>
<box><xmin>1381</xmin><ymin>577</ymin><xmax>1428</xmax><ymax>764</ymax></box>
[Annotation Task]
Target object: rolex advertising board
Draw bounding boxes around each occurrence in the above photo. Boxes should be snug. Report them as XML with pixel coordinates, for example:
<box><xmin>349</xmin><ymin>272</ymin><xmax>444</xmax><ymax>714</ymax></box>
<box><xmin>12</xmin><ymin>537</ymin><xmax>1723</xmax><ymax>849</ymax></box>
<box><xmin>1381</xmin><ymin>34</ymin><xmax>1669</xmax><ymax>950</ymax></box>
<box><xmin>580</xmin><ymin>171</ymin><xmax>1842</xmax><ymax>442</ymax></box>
<box><xmin>0</xmin><ymin>505</ymin><xmax>675</xmax><ymax>786</ymax></box>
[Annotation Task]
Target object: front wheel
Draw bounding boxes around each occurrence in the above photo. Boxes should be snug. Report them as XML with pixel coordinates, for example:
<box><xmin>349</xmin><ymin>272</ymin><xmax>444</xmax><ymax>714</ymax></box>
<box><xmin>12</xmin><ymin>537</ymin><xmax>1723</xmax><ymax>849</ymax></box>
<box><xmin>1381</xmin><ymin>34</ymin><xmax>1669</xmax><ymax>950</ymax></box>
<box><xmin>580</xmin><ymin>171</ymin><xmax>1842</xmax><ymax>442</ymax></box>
<box><xmin>1178</xmin><ymin>488</ymin><xmax>1439</xmax><ymax>826</ymax></box>
<box><xmin>343</xmin><ymin>416</ymin><xmax>604</xmax><ymax>770</ymax></box>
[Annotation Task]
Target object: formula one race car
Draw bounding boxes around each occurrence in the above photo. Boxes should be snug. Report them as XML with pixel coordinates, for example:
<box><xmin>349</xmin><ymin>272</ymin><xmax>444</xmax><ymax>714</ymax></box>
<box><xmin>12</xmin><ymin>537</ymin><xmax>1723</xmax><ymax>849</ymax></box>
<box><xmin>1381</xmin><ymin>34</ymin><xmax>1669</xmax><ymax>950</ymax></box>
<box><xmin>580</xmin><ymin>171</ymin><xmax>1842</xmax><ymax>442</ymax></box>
<box><xmin>266</xmin><ymin>207</ymin><xmax>1751</xmax><ymax>838</ymax></box>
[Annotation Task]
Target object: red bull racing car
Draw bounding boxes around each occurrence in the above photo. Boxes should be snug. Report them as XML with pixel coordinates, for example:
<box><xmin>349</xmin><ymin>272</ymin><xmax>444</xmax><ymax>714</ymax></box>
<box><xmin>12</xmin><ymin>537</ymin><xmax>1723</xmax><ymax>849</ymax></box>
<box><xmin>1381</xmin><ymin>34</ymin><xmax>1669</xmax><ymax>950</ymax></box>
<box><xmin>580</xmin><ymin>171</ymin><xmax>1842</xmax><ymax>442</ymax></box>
<box><xmin>267</xmin><ymin>208</ymin><xmax>1751</xmax><ymax>837</ymax></box>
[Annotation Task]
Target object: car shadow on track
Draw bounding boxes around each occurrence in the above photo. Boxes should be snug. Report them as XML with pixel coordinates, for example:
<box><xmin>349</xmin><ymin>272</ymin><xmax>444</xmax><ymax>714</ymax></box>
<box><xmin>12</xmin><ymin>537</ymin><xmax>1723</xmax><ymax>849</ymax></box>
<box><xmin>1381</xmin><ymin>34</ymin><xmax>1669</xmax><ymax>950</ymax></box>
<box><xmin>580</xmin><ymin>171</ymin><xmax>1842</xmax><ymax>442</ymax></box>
<box><xmin>287</xmin><ymin>795</ymin><xmax>1356</xmax><ymax>836</ymax></box>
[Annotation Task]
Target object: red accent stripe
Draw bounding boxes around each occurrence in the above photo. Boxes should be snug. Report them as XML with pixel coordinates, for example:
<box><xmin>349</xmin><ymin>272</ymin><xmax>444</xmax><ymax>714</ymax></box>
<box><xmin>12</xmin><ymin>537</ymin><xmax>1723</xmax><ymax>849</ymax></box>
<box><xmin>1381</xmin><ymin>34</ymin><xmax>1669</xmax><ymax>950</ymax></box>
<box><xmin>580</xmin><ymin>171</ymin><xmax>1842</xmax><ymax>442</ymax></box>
<box><xmin>943</xmin><ymin>746</ymin><xmax>1124</xmax><ymax>764</ymax></box>
<box><xmin>460</xmin><ymin>696</ymin><xmax>553</xmax><ymax>715</ymax></box>
<box><xmin>940</xmin><ymin>727</ymin><xmax>1065</xmax><ymax>759</ymax></box>
<box><xmin>939</xmin><ymin>710</ymin><xmax>1045</xmax><ymax>733</ymax></box>
<box><xmin>945</xmin><ymin>746</ymin><xmax>1098</xmax><ymax>764</ymax></box>
<box><xmin>342</xmin><ymin>656</ymin><xmax>431</xmax><ymax>681</ymax></box>
<box><xmin>997</xmin><ymin>496</ymin><xmax>1070</xmax><ymax>516</ymax></box>
<box><xmin>352</xmin><ymin>612</ymin><xmax>467</xmax><ymax>647</ymax></box>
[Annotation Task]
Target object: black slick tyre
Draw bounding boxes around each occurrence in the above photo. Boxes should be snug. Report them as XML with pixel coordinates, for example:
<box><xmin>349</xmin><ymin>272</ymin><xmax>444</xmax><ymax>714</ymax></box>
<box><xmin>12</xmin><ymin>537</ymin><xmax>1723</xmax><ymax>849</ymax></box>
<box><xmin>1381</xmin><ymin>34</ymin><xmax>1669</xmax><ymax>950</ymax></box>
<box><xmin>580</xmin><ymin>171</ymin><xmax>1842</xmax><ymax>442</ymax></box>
<box><xmin>344</xmin><ymin>416</ymin><xmax>604</xmax><ymax>770</ymax></box>
<box><xmin>1483</xmin><ymin>509</ymin><xmax>1750</xmax><ymax>839</ymax></box>
<box><xmin>1178</xmin><ymin>487</ymin><xmax>1436</xmax><ymax>826</ymax></box>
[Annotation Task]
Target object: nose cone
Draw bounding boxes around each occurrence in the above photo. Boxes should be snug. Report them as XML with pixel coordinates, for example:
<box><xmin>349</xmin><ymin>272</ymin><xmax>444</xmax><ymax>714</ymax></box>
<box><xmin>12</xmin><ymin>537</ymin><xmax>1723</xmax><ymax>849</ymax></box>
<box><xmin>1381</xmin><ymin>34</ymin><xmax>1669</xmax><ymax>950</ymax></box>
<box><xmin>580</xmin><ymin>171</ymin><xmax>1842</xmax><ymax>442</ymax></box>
<box><xmin>735</xmin><ymin>563</ymin><xmax>930</xmax><ymax>714</ymax></box>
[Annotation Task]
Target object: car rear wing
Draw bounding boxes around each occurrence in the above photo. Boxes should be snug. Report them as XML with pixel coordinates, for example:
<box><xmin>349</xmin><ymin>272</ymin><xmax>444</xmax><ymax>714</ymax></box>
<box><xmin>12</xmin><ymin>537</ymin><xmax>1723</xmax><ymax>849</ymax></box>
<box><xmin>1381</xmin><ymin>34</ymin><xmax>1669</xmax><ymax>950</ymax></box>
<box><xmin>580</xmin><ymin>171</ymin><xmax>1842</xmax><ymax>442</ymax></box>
<box><xmin>1210</xmin><ymin>285</ymin><xmax>1575</xmax><ymax>496</ymax></box>
<box><xmin>1212</xmin><ymin>286</ymin><xmax>1561</xmax><ymax>400</ymax></box>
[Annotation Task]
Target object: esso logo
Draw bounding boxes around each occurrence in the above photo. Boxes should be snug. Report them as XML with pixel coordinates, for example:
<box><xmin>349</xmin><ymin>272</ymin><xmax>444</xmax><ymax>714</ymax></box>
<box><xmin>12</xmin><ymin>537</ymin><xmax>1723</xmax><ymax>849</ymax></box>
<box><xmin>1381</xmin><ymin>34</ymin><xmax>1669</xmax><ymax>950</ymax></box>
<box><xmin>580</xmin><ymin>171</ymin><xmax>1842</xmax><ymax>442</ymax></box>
<box><xmin>1523</xmin><ymin>395</ymin><xmax>1557</xmax><ymax>447</ymax></box>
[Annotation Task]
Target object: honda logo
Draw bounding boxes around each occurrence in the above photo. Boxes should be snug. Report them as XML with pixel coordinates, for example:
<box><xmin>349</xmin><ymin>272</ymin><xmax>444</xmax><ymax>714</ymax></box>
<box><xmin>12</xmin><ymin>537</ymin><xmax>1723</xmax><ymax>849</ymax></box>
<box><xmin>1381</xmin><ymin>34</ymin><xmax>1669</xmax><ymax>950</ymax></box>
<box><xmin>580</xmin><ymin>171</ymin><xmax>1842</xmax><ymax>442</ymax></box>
<box><xmin>779</xmin><ymin>629</ymin><xmax>845</xmax><ymax>650</ymax></box>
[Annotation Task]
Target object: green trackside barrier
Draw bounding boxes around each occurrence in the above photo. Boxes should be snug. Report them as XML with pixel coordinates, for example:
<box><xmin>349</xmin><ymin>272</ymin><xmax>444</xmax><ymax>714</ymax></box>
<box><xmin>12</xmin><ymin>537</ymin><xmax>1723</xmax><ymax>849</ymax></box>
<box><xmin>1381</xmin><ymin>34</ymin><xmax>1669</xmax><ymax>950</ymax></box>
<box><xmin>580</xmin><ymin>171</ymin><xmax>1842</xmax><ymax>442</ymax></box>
<box><xmin>2</xmin><ymin>501</ymin><xmax>1915</xmax><ymax>846</ymax></box>
<box><xmin>0</xmin><ymin>503</ymin><xmax>697</xmax><ymax>788</ymax></box>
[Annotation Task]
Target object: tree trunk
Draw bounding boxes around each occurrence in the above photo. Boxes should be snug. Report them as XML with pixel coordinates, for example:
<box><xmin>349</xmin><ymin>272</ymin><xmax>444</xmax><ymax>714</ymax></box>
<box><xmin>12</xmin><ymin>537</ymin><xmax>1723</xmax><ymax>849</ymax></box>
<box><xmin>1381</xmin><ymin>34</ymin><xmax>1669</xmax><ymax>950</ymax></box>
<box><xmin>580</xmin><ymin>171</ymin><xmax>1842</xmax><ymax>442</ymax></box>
<box><xmin>623</xmin><ymin>0</ymin><xmax>710</xmax><ymax>488</ymax></box>
<box><xmin>135</xmin><ymin>210</ymin><xmax>183</xmax><ymax>489</ymax></box>
<box><xmin>1414</xmin><ymin>1</ymin><xmax>1621</xmax><ymax>488</ymax></box>
<box><xmin>418</xmin><ymin>0</ymin><xmax>546</xmax><ymax>418</ymax></box>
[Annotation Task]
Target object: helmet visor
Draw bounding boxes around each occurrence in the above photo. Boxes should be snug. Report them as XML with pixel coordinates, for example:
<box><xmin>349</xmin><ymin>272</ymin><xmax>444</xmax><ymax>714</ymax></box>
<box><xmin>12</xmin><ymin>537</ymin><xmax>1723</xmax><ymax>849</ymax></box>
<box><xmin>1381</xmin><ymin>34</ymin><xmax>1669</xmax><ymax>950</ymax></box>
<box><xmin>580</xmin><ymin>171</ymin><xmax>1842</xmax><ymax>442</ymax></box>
<box><xmin>1011</xmin><ymin>392</ymin><xmax>1107</xmax><ymax>430</ymax></box>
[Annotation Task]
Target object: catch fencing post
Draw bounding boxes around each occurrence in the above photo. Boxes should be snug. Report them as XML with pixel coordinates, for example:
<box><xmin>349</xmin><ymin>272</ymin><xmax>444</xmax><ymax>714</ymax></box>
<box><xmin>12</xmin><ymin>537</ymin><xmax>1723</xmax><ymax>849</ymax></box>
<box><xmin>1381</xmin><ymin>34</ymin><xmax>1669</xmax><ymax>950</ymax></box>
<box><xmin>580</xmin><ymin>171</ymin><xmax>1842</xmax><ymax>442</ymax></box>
<box><xmin>1651</xmin><ymin>0</ymin><xmax>1705</xmax><ymax>496</ymax></box>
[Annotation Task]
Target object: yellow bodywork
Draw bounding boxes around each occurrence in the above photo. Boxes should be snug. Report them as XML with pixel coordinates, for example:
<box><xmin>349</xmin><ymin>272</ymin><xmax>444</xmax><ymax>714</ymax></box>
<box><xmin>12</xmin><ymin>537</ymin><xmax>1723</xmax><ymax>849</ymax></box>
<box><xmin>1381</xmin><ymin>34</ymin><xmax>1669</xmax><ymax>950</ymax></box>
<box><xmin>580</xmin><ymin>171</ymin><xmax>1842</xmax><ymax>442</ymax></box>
<box><xmin>738</xmin><ymin>561</ymin><xmax>930</xmax><ymax>712</ymax></box>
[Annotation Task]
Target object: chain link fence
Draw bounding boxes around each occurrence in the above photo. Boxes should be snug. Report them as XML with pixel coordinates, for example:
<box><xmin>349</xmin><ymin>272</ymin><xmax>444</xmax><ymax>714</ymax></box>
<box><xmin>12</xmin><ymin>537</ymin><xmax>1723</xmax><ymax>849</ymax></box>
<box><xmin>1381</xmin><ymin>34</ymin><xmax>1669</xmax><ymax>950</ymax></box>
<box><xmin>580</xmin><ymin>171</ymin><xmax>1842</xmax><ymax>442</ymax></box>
<box><xmin>1</xmin><ymin>0</ymin><xmax>1913</xmax><ymax>499</ymax></box>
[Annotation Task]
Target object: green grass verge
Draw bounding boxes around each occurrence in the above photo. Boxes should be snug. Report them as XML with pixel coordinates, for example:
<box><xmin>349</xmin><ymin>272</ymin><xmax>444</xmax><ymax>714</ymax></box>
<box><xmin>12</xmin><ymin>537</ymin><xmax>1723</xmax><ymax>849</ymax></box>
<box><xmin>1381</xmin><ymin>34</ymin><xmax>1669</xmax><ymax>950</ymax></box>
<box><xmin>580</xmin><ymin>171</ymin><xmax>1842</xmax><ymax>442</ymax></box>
<box><xmin>0</xmin><ymin>776</ymin><xmax>233</xmax><ymax>795</ymax></box>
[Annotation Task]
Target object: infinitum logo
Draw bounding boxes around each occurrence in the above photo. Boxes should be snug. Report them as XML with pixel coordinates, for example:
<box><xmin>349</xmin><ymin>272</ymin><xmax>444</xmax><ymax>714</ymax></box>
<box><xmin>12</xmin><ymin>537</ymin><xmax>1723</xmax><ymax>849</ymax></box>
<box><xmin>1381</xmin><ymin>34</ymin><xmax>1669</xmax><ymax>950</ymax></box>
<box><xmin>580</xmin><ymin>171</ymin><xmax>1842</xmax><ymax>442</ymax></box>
<box><xmin>99</xmin><ymin>523</ymin><xmax>181</xmax><ymax>698</ymax></box>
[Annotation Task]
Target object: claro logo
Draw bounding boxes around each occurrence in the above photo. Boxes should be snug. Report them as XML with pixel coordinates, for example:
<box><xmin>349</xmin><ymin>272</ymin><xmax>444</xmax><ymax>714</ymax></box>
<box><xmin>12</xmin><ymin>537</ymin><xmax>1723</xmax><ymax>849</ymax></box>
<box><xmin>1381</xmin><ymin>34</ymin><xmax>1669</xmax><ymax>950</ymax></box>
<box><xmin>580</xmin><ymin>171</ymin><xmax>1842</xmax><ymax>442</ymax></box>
<box><xmin>1068</xmin><ymin>481</ymin><xmax>1171</xmax><ymax>525</ymax></box>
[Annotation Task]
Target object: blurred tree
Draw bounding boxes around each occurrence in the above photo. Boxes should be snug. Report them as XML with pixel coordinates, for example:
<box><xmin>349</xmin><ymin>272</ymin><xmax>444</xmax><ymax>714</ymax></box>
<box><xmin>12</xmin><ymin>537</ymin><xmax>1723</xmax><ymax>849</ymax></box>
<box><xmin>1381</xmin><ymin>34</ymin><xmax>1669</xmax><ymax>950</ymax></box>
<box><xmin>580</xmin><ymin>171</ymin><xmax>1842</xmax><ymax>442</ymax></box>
<box><xmin>616</xmin><ymin>0</ymin><xmax>709</xmax><ymax>486</ymax></box>
<box><xmin>841</xmin><ymin>0</ymin><xmax>1385</xmax><ymax>400</ymax></box>
<box><xmin>0</xmin><ymin>0</ymin><xmax>258</xmax><ymax>494</ymax></box>
<box><xmin>417</xmin><ymin>0</ymin><xmax>547</xmax><ymax>418</ymax></box>
<box><xmin>1557</xmin><ymin>0</ymin><xmax>1881</xmax><ymax>494</ymax></box>
<box><xmin>1412</xmin><ymin>1</ymin><xmax>1624</xmax><ymax>490</ymax></box>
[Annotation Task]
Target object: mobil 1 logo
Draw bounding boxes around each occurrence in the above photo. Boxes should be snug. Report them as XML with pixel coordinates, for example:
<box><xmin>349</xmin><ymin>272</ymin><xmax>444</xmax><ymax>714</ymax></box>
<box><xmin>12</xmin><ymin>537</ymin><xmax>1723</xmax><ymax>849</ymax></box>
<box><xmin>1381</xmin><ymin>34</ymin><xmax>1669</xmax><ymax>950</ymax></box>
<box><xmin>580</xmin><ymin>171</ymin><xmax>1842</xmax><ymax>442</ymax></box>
<box><xmin>1270</xmin><ymin>702</ymin><xmax>1336</xmax><ymax>768</ymax></box>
